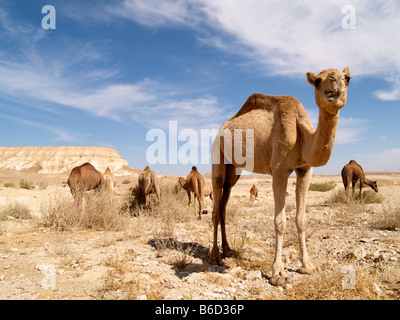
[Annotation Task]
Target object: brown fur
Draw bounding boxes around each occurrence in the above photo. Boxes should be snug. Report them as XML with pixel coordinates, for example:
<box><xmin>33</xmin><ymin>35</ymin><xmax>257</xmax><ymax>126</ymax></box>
<box><xmin>210</xmin><ymin>67</ymin><xmax>351</xmax><ymax>286</ymax></box>
<box><xmin>179</xmin><ymin>166</ymin><xmax>211</xmax><ymax>220</ymax></box>
<box><xmin>341</xmin><ymin>160</ymin><xmax>378</xmax><ymax>202</ymax></box>
<box><xmin>103</xmin><ymin>167</ymin><xmax>116</xmax><ymax>192</ymax></box>
<box><xmin>67</xmin><ymin>162</ymin><xmax>104</xmax><ymax>207</ymax></box>
<box><xmin>137</xmin><ymin>166</ymin><xmax>160</xmax><ymax>211</ymax></box>
<box><xmin>178</xmin><ymin>174</ymin><xmax>213</xmax><ymax>207</ymax></box>
<box><xmin>250</xmin><ymin>185</ymin><xmax>258</xmax><ymax>201</ymax></box>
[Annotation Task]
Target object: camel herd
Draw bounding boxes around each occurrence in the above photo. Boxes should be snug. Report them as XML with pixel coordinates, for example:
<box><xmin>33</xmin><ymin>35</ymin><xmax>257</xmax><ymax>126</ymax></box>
<box><xmin>65</xmin><ymin>66</ymin><xmax>382</xmax><ymax>286</ymax></box>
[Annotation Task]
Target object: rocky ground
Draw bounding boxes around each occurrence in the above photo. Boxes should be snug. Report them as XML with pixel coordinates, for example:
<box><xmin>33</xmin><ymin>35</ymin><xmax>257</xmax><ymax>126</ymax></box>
<box><xmin>0</xmin><ymin>171</ymin><xmax>399</xmax><ymax>300</ymax></box>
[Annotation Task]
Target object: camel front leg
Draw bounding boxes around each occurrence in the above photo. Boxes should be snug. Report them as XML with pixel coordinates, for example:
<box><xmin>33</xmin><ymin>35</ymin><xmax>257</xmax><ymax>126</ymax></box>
<box><xmin>270</xmin><ymin>169</ymin><xmax>290</xmax><ymax>286</ymax></box>
<box><xmin>295</xmin><ymin>167</ymin><xmax>316</xmax><ymax>275</ymax></box>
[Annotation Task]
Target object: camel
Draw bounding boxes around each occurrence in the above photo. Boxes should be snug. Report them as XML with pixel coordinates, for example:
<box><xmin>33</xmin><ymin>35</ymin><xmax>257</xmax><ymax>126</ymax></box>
<box><xmin>137</xmin><ymin>166</ymin><xmax>160</xmax><ymax>211</ymax></box>
<box><xmin>103</xmin><ymin>166</ymin><xmax>116</xmax><ymax>193</ymax></box>
<box><xmin>67</xmin><ymin>162</ymin><xmax>104</xmax><ymax>207</ymax></box>
<box><xmin>250</xmin><ymin>185</ymin><xmax>258</xmax><ymax>201</ymax></box>
<box><xmin>209</xmin><ymin>67</ymin><xmax>351</xmax><ymax>286</ymax></box>
<box><xmin>341</xmin><ymin>160</ymin><xmax>378</xmax><ymax>203</ymax></box>
<box><xmin>179</xmin><ymin>166</ymin><xmax>211</xmax><ymax>220</ymax></box>
<box><xmin>178</xmin><ymin>175</ymin><xmax>213</xmax><ymax>206</ymax></box>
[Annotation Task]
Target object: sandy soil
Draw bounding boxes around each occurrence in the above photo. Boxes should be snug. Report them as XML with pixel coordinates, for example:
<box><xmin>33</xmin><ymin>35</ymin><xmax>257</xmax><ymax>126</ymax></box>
<box><xmin>0</xmin><ymin>171</ymin><xmax>399</xmax><ymax>300</ymax></box>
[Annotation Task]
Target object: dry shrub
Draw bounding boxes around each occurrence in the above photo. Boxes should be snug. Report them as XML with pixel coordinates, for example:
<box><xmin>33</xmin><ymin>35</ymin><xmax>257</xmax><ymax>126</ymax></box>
<box><xmin>309</xmin><ymin>181</ymin><xmax>336</xmax><ymax>192</ymax></box>
<box><xmin>0</xmin><ymin>202</ymin><xmax>32</xmax><ymax>220</ymax></box>
<box><xmin>40</xmin><ymin>192</ymin><xmax>129</xmax><ymax>231</ymax></box>
<box><xmin>286</xmin><ymin>265</ymin><xmax>397</xmax><ymax>300</ymax></box>
<box><xmin>325</xmin><ymin>189</ymin><xmax>384</xmax><ymax>205</ymax></box>
<box><xmin>373</xmin><ymin>206</ymin><xmax>400</xmax><ymax>231</ymax></box>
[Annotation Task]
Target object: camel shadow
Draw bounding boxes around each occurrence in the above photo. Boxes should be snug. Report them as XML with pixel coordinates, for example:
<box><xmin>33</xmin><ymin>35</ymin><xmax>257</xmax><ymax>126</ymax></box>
<box><xmin>147</xmin><ymin>238</ymin><xmax>228</xmax><ymax>279</ymax></box>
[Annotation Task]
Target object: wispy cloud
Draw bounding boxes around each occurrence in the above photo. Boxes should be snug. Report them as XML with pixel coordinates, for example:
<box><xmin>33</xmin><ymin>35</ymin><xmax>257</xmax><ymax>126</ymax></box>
<box><xmin>0</xmin><ymin>5</ymin><xmax>228</xmax><ymax>134</ymax></box>
<box><xmin>106</xmin><ymin>0</ymin><xmax>400</xmax><ymax>100</ymax></box>
<box><xmin>365</xmin><ymin>148</ymin><xmax>400</xmax><ymax>172</ymax></box>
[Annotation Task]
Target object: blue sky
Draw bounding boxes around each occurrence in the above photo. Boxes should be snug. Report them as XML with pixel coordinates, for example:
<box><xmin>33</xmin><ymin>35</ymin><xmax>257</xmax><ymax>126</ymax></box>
<box><xmin>1</xmin><ymin>0</ymin><xmax>400</xmax><ymax>176</ymax></box>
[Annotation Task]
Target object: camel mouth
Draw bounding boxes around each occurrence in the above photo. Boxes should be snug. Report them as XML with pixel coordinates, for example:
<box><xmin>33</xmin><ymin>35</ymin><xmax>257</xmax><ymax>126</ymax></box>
<box><xmin>325</xmin><ymin>90</ymin><xmax>340</xmax><ymax>102</ymax></box>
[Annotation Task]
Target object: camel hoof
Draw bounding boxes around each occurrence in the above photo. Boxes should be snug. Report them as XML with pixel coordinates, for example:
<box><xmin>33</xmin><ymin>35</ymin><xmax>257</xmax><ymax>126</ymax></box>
<box><xmin>269</xmin><ymin>275</ymin><xmax>287</xmax><ymax>286</ymax></box>
<box><xmin>208</xmin><ymin>254</ymin><xmax>223</xmax><ymax>266</ymax></box>
<box><xmin>298</xmin><ymin>264</ymin><xmax>316</xmax><ymax>275</ymax></box>
<box><xmin>221</xmin><ymin>249</ymin><xmax>233</xmax><ymax>259</ymax></box>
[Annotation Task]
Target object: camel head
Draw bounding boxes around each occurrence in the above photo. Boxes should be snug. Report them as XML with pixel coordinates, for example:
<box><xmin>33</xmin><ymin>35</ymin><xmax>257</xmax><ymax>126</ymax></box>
<box><xmin>178</xmin><ymin>177</ymin><xmax>186</xmax><ymax>187</ymax></box>
<box><xmin>371</xmin><ymin>181</ymin><xmax>378</xmax><ymax>193</ymax></box>
<box><xmin>307</xmin><ymin>67</ymin><xmax>351</xmax><ymax>115</ymax></box>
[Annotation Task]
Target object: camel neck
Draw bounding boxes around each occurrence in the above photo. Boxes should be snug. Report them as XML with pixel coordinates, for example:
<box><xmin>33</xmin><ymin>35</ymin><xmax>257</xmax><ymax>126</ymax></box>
<box><xmin>307</xmin><ymin>109</ymin><xmax>340</xmax><ymax>167</ymax></box>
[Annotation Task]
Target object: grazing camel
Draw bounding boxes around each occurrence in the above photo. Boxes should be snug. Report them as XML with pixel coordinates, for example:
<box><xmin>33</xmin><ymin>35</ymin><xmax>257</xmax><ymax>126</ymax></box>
<box><xmin>209</xmin><ymin>67</ymin><xmax>351</xmax><ymax>286</ymax></box>
<box><xmin>103</xmin><ymin>166</ymin><xmax>116</xmax><ymax>193</ymax></box>
<box><xmin>341</xmin><ymin>160</ymin><xmax>378</xmax><ymax>202</ymax></box>
<box><xmin>67</xmin><ymin>162</ymin><xmax>104</xmax><ymax>207</ymax></box>
<box><xmin>137</xmin><ymin>166</ymin><xmax>160</xmax><ymax>211</ymax></box>
<box><xmin>250</xmin><ymin>185</ymin><xmax>258</xmax><ymax>201</ymax></box>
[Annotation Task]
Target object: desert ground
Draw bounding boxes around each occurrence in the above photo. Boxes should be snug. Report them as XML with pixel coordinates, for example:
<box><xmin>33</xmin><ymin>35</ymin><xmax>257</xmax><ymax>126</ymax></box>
<box><xmin>0</xmin><ymin>170</ymin><xmax>399</xmax><ymax>300</ymax></box>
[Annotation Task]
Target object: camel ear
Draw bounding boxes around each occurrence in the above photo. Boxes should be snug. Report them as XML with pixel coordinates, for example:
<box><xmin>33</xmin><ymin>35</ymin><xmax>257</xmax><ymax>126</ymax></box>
<box><xmin>343</xmin><ymin>66</ymin><xmax>351</xmax><ymax>85</ymax></box>
<box><xmin>307</xmin><ymin>72</ymin><xmax>317</xmax><ymax>86</ymax></box>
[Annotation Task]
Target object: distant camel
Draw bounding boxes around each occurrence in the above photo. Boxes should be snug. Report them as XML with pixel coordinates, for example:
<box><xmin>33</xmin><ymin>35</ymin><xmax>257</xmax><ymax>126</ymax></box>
<box><xmin>341</xmin><ymin>160</ymin><xmax>378</xmax><ymax>202</ymax></box>
<box><xmin>137</xmin><ymin>166</ymin><xmax>160</xmax><ymax>211</ymax></box>
<box><xmin>103</xmin><ymin>166</ymin><xmax>116</xmax><ymax>192</ymax></box>
<box><xmin>181</xmin><ymin>166</ymin><xmax>210</xmax><ymax>220</ymax></box>
<box><xmin>178</xmin><ymin>175</ymin><xmax>213</xmax><ymax>206</ymax></box>
<box><xmin>250</xmin><ymin>185</ymin><xmax>258</xmax><ymax>201</ymax></box>
<box><xmin>67</xmin><ymin>162</ymin><xmax>104</xmax><ymax>207</ymax></box>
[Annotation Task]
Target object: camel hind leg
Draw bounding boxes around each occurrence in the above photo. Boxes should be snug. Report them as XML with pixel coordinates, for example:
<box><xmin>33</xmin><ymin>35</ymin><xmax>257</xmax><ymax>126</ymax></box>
<box><xmin>209</xmin><ymin>163</ymin><xmax>240</xmax><ymax>265</ymax></box>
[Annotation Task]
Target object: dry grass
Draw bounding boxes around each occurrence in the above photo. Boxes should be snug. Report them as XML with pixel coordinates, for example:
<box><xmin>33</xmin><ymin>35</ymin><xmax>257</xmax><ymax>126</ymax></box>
<box><xmin>39</xmin><ymin>192</ymin><xmax>130</xmax><ymax>231</ymax></box>
<box><xmin>309</xmin><ymin>181</ymin><xmax>336</xmax><ymax>192</ymax></box>
<box><xmin>0</xmin><ymin>202</ymin><xmax>31</xmax><ymax>220</ymax></box>
<box><xmin>286</xmin><ymin>264</ymin><xmax>398</xmax><ymax>300</ymax></box>
<box><xmin>373</xmin><ymin>206</ymin><xmax>400</xmax><ymax>231</ymax></box>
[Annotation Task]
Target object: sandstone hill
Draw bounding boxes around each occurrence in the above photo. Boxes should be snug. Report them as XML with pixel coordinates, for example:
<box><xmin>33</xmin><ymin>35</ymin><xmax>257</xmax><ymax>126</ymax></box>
<box><xmin>0</xmin><ymin>146</ymin><xmax>135</xmax><ymax>176</ymax></box>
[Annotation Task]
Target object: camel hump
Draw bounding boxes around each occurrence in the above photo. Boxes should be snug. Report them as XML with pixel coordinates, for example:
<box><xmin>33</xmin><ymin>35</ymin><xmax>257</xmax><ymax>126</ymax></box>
<box><xmin>348</xmin><ymin>160</ymin><xmax>357</xmax><ymax>164</ymax></box>
<box><xmin>191</xmin><ymin>166</ymin><xmax>198</xmax><ymax>172</ymax></box>
<box><xmin>232</xmin><ymin>93</ymin><xmax>301</xmax><ymax>119</ymax></box>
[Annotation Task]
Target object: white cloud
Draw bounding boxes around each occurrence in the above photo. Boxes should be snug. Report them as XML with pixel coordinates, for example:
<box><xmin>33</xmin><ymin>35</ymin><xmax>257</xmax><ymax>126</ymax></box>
<box><xmin>336</xmin><ymin>118</ymin><xmax>367</xmax><ymax>144</ymax></box>
<box><xmin>364</xmin><ymin>148</ymin><xmax>400</xmax><ymax>172</ymax></box>
<box><xmin>109</xmin><ymin>0</ymin><xmax>400</xmax><ymax>99</ymax></box>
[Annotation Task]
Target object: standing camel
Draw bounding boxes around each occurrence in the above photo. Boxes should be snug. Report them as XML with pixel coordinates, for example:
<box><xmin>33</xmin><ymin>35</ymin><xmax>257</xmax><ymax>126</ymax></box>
<box><xmin>137</xmin><ymin>166</ymin><xmax>160</xmax><ymax>211</ymax></box>
<box><xmin>180</xmin><ymin>166</ymin><xmax>210</xmax><ymax>220</ymax></box>
<box><xmin>178</xmin><ymin>175</ymin><xmax>213</xmax><ymax>206</ymax></box>
<box><xmin>250</xmin><ymin>185</ymin><xmax>258</xmax><ymax>201</ymax></box>
<box><xmin>209</xmin><ymin>67</ymin><xmax>351</xmax><ymax>286</ymax></box>
<box><xmin>67</xmin><ymin>162</ymin><xmax>104</xmax><ymax>207</ymax></box>
<box><xmin>341</xmin><ymin>160</ymin><xmax>378</xmax><ymax>203</ymax></box>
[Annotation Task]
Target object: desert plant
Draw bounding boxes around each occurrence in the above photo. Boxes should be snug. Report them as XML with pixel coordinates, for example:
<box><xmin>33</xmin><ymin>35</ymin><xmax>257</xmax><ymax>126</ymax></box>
<box><xmin>19</xmin><ymin>179</ymin><xmax>34</xmax><ymax>190</ymax></box>
<box><xmin>40</xmin><ymin>192</ymin><xmax>129</xmax><ymax>231</ymax></box>
<box><xmin>3</xmin><ymin>182</ymin><xmax>16</xmax><ymax>188</ymax></box>
<box><xmin>374</xmin><ymin>206</ymin><xmax>400</xmax><ymax>231</ymax></box>
<box><xmin>309</xmin><ymin>181</ymin><xmax>336</xmax><ymax>192</ymax></box>
<box><xmin>0</xmin><ymin>202</ymin><xmax>31</xmax><ymax>220</ymax></box>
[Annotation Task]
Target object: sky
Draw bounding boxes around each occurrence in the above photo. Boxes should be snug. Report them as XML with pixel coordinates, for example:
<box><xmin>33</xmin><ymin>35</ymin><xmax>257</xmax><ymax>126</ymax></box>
<box><xmin>1</xmin><ymin>0</ymin><xmax>400</xmax><ymax>176</ymax></box>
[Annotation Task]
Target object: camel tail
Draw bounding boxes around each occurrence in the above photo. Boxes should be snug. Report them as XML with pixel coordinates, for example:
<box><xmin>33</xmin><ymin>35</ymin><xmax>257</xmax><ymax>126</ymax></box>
<box><xmin>145</xmin><ymin>176</ymin><xmax>153</xmax><ymax>195</ymax></box>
